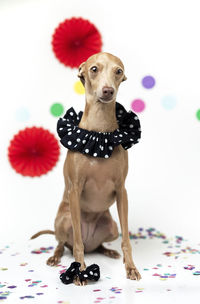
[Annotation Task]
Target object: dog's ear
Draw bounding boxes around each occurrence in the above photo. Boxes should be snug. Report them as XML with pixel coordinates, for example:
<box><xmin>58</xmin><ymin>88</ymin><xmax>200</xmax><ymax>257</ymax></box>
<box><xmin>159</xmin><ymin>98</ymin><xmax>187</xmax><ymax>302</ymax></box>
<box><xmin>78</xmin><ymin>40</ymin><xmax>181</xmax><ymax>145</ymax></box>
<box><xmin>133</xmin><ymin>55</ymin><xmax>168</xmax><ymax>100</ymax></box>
<box><xmin>122</xmin><ymin>75</ymin><xmax>127</xmax><ymax>82</ymax></box>
<box><xmin>78</xmin><ymin>62</ymin><xmax>86</xmax><ymax>86</ymax></box>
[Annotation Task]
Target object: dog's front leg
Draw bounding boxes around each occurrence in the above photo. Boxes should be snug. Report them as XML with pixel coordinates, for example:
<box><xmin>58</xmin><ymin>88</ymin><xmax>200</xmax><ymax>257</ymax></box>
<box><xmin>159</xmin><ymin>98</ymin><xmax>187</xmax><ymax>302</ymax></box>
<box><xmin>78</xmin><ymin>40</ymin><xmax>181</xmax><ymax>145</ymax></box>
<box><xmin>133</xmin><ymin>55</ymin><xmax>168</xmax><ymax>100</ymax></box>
<box><xmin>116</xmin><ymin>185</ymin><xmax>141</xmax><ymax>281</ymax></box>
<box><xmin>68</xmin><ymin>186</ymin><xmax>86</xmax><ymax>272</ymax></box>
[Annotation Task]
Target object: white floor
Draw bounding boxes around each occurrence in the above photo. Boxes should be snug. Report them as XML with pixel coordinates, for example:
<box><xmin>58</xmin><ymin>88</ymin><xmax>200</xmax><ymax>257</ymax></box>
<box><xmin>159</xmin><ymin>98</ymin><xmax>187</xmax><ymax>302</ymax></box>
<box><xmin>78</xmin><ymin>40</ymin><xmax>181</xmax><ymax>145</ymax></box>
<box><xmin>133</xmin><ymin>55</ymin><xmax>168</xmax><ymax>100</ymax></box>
<box><xmin>1</xmin><ymin>228</ymin><xmax>200</xmax><ymax>304</ymax></box>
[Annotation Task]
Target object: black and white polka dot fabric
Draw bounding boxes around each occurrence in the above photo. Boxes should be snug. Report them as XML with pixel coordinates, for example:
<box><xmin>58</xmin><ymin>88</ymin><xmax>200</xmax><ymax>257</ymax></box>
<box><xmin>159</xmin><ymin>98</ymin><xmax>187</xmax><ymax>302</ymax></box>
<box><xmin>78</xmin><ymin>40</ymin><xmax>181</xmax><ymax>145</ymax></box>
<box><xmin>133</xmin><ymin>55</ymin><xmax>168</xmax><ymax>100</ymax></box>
<box><xmin>60</xmin><ymin>261</ymin><xmax>100</xmax><ymax>284</ymax></box>
<box><xmin>57</xmin><ymin>102</ymin><xmax>141</xmax><ymax>158</ymax></box>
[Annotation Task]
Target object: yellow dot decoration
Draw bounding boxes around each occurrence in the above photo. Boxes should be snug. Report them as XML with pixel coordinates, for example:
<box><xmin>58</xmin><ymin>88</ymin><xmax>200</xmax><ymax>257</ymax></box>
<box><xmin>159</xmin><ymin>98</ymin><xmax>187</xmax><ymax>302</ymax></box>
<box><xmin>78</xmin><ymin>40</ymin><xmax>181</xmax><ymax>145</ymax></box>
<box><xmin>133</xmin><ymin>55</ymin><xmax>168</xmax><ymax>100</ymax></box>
<box><xmin>74</xmin><ymin>80</ymin><xmax>85</xmax><ymax>95</ymax></box>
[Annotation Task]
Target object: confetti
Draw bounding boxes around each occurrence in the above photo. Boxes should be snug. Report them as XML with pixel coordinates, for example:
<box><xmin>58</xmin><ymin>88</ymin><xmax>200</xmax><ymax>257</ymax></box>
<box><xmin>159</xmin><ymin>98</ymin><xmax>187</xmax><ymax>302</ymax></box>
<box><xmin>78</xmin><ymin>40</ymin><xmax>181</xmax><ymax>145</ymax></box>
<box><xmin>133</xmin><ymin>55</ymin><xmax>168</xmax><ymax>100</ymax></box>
<box><xmin>40</xmin><ymin>285</ymin><xmax>48</xmax><ymax>288</ymax></box>
<box><xmin>20</xmin><ymin>263</ymin><xmax>28</xmax><ymax>266</ymax></box>
<box><xmin>135</xmin><ymin>287</ymin><xmax>144</xmax><ymax>293</ymax></box>
<box><xmin>28</xmin><ymin>280</ymin><xmax>42</xmax><ymax>287</ymax></box>
<box><xmin>110</xmin><ymin>287</ymin><xmax>122</xmax><ymax>294</ymax></box>
<box><xmin>163</xmin><ymin>246</ymin><xmax>200</xmax><ymax>258</ymax></box>
<box><xmin>0</xmin><ymin>291</ymin><xmax>11</xmax><ymax>301</ymax></box>
<box><xmin>7</xmin><ymin>285</ymin><xmax>17</xmax><ymax>289</ymax></box>
<box><xmin>193</xmin><ymin>271</ymin><xmax>200</xmax><ymax>275</ymax></box>
<box><xmin>20</xmin><ymin>295</ymin><xmax>35</xmax><ymax>299</ymax></box>
<box><xmin>153</xmin><ymin>273</ymin><xmax>176</xmax><ymax>280</ymax></box>
<box><xmin>0</xmin><ymin>246</ymin><xmax>10</xmax><ymax>255</ymax></box>
<box><xmin>11</xmin><ymin>252</ymin><xmax>20</xmax><ymax>256</ymax></box>
<box><xmin>125</xmin><ymin>227</ymin><xmax>168</xmax><ymax>240</ymax></box>
<box><xmin>31</xmin><ymin>247</ymin><xmax>54</xmax><ymax>254</ymax></box>
<box><xmin>184</xmin><ymin>265</ymin><xmax>195</xmax><ymax>270</ymax></box>
<box><xmin>175</xmin><ymin>236</ymin><xmax>184</xmax><ymax>244</ymax></box>
<box><xmin>1</xmin><ymin>226</ymin><xmax>200</xmax><ymax>303</ymax></box>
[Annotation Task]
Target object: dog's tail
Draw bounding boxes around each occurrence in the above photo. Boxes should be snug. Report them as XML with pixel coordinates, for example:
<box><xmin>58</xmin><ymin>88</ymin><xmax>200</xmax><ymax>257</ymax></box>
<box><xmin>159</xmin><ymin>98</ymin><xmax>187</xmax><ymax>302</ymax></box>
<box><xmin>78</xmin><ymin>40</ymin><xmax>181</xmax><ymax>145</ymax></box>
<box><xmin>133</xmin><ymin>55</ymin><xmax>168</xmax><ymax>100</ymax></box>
<box><xmin>30</xmin><ymin>230</ymin><xmax>55</xmax><ymax>240</ymax></box>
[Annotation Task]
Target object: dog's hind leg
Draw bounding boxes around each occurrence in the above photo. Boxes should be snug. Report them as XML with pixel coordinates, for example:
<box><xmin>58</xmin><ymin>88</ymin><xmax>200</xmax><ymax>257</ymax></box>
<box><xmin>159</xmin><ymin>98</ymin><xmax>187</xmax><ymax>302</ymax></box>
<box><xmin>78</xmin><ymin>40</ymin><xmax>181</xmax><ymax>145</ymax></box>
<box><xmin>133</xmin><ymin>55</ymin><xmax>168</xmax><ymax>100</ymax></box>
<box><xmin>96</xmin><ymin>244</ymin><xmax>121</xmax><ymax>259</ymax></box>
<box><xmin>95</xmin><ymin>216</ymin><xmax>121</xmax><ymax>259</ymax></box>
<box><xmin>46</xmin><ymin>242</ymin><xmax>65</xmax><ymax>266</ymax></box>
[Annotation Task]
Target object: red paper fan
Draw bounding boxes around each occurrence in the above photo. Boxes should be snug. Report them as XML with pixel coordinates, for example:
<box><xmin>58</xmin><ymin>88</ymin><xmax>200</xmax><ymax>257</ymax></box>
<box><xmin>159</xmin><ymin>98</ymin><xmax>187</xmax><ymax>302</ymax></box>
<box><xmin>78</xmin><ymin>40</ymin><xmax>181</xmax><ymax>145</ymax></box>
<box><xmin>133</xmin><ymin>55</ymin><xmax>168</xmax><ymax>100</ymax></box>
<box><xmin>52</xmin><ymin>17</ymin><xmax>102</xmax><ymax>68</ymax></box>
<box><xmin>8</xmin><ymin>127</ymin><xmax>60</xmax><ymax>177</ymax></box>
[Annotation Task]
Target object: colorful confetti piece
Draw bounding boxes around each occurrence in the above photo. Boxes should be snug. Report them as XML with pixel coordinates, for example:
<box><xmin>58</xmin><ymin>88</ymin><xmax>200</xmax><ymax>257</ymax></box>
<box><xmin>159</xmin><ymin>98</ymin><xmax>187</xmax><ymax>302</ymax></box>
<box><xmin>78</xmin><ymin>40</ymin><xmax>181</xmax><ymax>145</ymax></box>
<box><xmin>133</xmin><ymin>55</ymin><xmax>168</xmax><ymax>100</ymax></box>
<box><xmin>31</xmin><ymin>247</ymin><xmax>54</xmax><ymax>254</ymax></box>
<box><xmin>193</xmin><ymin>271</ymin><xmax>200</xmax><ymax>275</ymax></box>
<box><xmin>7</xmin><ymin>285</ymin><xmax>17</xmax><ymax>289</ymax></box>
<box><xmin>184</xmin><ymin>265</ymin><xmax>195</xmax><ymax>270</ymax></box>
<box><xmin>20</xmin><ymin>295</ymin><xmax>35</xmax><ymax>299</ymax></box>
<box><xmin>110</xmin><ymin>287</ymin><xmax>122</xmax><ymax>294</ymax></box>
<box><xmin>0</xmin><ymin>291</ymin><xmax>11</xmax><ymax>301</ymax></box>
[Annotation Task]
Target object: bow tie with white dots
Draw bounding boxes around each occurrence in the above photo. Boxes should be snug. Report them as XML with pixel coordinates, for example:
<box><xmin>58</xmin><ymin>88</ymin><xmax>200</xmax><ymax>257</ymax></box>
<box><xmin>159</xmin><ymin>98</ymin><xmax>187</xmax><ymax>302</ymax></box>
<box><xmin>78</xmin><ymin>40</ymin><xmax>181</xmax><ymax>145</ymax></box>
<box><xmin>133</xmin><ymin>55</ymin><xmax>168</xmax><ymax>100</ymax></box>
<box><xmin>60</xmin><ymin>261</ymin><xmax>100</xmax><ymax>284</ymax></box>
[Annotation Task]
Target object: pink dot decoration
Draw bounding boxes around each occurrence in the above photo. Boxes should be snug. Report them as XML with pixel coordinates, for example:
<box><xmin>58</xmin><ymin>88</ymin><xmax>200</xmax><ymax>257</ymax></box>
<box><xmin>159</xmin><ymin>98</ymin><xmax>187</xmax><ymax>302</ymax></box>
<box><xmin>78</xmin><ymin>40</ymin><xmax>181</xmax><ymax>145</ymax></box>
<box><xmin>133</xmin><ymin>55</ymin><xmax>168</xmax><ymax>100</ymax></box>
<box><xmin>131</xmin><ymin>99</ymin><xmax>145</xmax><ymax>113</ymax></box>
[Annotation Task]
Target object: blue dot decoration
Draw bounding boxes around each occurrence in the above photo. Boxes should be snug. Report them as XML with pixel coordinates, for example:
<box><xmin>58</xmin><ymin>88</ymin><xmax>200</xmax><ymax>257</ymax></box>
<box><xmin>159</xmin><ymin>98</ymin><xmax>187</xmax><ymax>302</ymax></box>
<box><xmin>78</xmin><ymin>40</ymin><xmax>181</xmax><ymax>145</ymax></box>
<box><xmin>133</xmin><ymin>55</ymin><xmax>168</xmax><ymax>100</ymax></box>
<box><xmin>15</xmin><ymin>107</ymin><xmax>30</xmax><ymax>122</ymax></box>
<box><xmin>161</xmin><ymin>96</ymin><xmax>177</xmax><ymax>110</ymax></box>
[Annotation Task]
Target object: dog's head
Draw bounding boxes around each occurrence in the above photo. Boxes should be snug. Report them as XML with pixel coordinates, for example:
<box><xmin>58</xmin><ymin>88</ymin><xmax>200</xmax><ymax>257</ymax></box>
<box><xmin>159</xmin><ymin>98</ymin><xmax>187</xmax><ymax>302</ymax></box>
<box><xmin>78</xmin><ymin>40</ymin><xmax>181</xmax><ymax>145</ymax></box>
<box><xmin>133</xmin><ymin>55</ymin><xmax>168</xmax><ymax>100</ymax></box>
<box><xmin>78</xmin><ymin>52</ymin><xmax>127</xmax><ymax>103</ymax></box>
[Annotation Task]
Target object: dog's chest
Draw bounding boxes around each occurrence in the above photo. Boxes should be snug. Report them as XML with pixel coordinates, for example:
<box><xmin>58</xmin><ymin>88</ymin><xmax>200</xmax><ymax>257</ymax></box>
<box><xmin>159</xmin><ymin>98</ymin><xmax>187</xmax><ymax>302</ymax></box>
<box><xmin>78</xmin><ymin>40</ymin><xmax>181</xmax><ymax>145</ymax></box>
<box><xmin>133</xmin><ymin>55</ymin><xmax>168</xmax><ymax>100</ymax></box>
<box><xmin>80</xmin><ymin>178</ymin><xmax>116</xmax><ymax>213</ymax></box>
<box><xmin>85</xmin><ymin>156</ymin><xmax>121</xmax><ymax>184</ymax></box>
<box><xmin>80</xmin><ymin>156</ymin><xmax>124</xmax><ymax>212</ymax></box>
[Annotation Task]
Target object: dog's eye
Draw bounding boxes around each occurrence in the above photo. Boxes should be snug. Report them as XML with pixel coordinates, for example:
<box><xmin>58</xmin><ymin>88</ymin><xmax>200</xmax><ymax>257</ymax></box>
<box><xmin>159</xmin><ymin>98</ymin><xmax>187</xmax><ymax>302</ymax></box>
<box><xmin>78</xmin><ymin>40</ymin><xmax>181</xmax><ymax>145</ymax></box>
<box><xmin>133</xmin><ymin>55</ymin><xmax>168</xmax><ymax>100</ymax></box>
<box><xmin>116</xmin><ymin>68</ymin><xmax>123</xmax><ymax>75</ymax></box>
<box><xmin>90</xmin><ymin>66</ymin><xmax>98</xmax><ymax>72</ymax></box>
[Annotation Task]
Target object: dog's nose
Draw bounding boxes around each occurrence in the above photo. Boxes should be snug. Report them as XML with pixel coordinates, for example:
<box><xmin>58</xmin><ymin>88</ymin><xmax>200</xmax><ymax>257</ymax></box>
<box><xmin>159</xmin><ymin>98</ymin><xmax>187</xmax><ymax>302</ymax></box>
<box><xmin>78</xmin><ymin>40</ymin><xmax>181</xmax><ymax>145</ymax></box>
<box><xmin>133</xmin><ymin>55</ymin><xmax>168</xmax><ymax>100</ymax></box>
<box><xmin>102</xmin><ymin>86</ymin><xmax>114</xmax><ymax>100</ymax></box>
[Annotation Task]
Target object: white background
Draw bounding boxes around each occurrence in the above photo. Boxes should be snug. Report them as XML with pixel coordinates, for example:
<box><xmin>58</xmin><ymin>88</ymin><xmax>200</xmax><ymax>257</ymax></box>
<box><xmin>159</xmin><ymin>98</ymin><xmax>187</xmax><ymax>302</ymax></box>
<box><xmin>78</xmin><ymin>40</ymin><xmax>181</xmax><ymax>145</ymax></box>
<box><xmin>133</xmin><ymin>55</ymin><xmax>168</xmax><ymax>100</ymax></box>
<box><xmin>0</xmin><ymin>0</ymin><xmax>200</xmax><ymax>244</ymax></box>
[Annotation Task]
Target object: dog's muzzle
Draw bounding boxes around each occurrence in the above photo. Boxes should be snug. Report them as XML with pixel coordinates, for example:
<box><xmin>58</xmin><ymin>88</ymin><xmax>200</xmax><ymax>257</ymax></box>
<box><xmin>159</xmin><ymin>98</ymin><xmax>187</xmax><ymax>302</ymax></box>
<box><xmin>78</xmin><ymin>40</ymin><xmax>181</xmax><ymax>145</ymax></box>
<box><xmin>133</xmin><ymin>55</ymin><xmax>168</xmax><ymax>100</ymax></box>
<box><xmin>100</xmin><ymin>86</ymin><xmax>114</xmax><ymax>102</ymax></box>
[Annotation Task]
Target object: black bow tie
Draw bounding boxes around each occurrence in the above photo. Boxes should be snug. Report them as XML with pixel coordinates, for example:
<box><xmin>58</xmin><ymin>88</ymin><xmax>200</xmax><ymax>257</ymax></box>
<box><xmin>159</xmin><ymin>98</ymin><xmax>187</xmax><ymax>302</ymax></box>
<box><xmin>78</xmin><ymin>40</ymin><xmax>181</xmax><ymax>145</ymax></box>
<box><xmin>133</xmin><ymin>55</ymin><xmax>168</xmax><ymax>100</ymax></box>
<box><xmin>60</xmin><ymin>261</ymin><xmax>100</xmax><ymax>284</ymax></box>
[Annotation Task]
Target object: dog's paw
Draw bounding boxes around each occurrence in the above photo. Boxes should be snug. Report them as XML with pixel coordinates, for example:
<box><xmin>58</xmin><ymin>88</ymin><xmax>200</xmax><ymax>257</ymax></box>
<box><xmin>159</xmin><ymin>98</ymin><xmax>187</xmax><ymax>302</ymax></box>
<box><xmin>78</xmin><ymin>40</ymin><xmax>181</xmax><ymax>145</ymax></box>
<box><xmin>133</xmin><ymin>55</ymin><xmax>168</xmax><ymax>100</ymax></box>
<box><xmin>126</xmin><ymin>265</ymin><xmax>142</xmax><ymax>281</ymax></box>
<box><xmin>46</xmin><ymin>256</ymin><xmax>60</xmax><ymax>266</ymax></box>
<box><xmin>104</xmin><ymin>249</ymin><xmax>121</xmax><ymax>259</ymax></box>
<box><xmin>73</xmin><ymin>276</ymin><xmax>88</xmax><ymax>286</ymax></box>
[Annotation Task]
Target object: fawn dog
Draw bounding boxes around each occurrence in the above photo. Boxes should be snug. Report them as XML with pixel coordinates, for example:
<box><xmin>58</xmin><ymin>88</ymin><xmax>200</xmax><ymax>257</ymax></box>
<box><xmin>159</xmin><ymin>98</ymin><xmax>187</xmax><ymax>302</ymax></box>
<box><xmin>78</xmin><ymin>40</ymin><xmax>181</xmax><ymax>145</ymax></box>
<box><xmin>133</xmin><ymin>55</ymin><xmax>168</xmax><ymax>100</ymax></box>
<box><xmin>31</xmin><ymin>52</ymin><xmax>141</xmax><ymax>285</ymax></box>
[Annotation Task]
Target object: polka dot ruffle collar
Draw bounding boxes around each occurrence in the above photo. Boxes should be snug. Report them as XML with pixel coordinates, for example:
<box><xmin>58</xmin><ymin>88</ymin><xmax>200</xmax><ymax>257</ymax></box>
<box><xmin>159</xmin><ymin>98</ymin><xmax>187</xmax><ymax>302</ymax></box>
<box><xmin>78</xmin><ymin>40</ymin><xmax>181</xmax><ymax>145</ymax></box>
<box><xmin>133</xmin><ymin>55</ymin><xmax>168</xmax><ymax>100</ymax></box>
<box><xmin>57</xmin><ymin>102</ymin><xmax>141</xmax><ymax>158</ymax></box>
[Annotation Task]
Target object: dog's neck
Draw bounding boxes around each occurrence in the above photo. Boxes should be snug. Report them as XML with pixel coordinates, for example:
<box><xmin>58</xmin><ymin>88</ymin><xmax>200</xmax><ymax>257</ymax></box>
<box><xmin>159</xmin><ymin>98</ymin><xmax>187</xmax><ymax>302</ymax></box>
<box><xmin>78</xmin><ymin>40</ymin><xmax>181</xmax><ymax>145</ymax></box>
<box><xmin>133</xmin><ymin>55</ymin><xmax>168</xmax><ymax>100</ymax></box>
<box><xmin>79</xmin><ymin>96</ymin><xmax>119</xmax><ymax>132</ymax></box>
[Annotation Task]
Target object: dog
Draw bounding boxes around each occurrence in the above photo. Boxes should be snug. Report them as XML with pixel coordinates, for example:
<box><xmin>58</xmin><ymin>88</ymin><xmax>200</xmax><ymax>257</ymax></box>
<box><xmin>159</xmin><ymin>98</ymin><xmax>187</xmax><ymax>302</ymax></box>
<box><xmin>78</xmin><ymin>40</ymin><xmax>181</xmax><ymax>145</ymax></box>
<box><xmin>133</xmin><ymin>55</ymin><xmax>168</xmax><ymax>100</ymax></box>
<box><xmin>31</xmin><ymin>52</ymin><xmax>141</xmax><ymax>285</ymax></box>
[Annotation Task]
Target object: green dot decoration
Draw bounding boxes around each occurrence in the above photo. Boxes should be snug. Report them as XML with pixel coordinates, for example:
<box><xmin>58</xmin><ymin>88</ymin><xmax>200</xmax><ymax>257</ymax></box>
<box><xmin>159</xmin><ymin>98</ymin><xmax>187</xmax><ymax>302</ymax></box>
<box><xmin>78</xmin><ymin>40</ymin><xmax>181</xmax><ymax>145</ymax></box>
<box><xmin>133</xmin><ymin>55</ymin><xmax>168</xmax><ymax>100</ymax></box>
<box><xmin>196</xmin><ymin>109</ymin><xmax>200</xmax><ymax>121</ymax></box>
<box><xmin>50</xmin><ymin>103</ymin><xmax>64</xmax><ymax>117</ymax></box>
